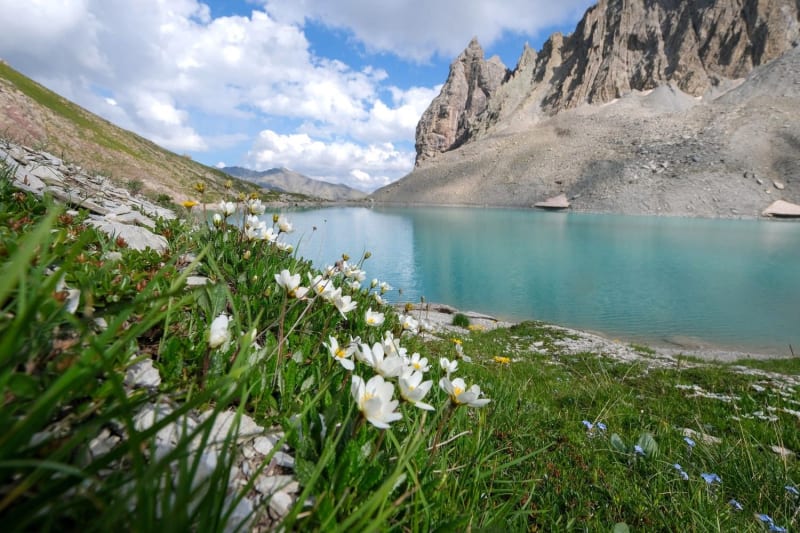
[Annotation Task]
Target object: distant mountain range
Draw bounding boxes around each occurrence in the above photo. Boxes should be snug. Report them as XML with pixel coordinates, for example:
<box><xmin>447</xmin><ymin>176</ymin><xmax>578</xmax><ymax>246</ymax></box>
<box><xmin>222</xmin><ymin>166</ymin><xmax>367</xmax><ymax>201</ymax></box>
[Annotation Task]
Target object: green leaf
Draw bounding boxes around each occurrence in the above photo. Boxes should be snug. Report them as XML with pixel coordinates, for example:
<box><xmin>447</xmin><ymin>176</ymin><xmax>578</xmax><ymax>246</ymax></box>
<box><xmin>610</xmin><ymin>433</ymin><xmax>627</xmax><ymax>454</ymax></box>
<box><xmin>295</xmin><ymin>456</ymin><xmax>316</xmax><ymax>486</ymax></box>
<box><xmin>613</xmin><ymin>523</ymin><xmax>631</xmax><ymax>533</ymax></box>
<box><xmin>637</xmin><ymin>432</ymin><xmax>658</xmax><ymax>459</ymax></box>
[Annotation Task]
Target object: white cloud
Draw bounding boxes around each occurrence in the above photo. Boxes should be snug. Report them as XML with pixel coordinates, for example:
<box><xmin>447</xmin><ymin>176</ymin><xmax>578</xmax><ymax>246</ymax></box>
<box><xmin>0</xmin><ymin>0</ymin><xmax>594</xmax><ymax>191</ymax></box>
<box><xmin>246</xmin><ymin>130</ymin><xmax>414</xmax><ymax>191</ymax></box>
<box><xmin>262</xmin><ymin>0</ymin><xmax>596</xmax><ymax>61</ymax></box>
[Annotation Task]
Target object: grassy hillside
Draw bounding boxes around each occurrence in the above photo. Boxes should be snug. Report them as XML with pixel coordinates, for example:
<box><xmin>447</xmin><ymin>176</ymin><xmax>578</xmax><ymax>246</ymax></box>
<box><xmin>0</xmin><ymin>60</ymin><xmax>260</xmax><ymax>202</ymax></box>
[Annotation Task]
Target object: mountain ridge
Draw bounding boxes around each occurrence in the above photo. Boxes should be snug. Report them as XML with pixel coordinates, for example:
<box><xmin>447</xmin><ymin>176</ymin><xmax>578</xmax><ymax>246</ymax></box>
<box><xmin>373</xmin><ymin>0</ymin><xmax>800</xmax><ymax>218</ymax></box>
<box><xmin>221</xmin><ymin>166</ymin><xmax>367</xmax><ymax>201</ymax></box>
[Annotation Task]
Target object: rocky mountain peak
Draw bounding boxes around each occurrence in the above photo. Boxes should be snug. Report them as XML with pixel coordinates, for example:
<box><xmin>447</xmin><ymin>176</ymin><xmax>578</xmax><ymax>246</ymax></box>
<box><xmin>414</xmin><ymin>37</ymin><xmax>509</xmax><ymax>162</ymax></box>
<box><xmin>415</xmin><ymin>0</ymin><xmax>800</xmax><ymax>164</ymax></box>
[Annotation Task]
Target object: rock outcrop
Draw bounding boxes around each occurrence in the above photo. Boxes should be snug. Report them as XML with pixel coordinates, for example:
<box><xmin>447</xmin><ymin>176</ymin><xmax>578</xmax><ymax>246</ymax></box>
<box><xmin>414</xmin><ymin>0</ymin><xmax>800</xmax><ymax>164</ymax></box>
<box><xmin>415</xmin><ymin>38</ymin><xmax>508</xmax><ymax>162</ymax></box>
<box><xmin>1</xmin><ymin>138</ymin><xmax>174</xmax><ymax>251</ymax></box>
<box><xmin>376</xmin><ymin>0</ymin><xmax>800</xmax><ymax>218</ymax></box>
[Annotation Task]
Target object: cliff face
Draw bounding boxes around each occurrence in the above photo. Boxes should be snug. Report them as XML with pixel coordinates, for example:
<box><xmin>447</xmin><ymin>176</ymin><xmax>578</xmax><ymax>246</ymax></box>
<box><xmin>414</xmin><ymin>38</ymin><xmax>508</xmax><ymax>162</ymax></box>
<box><xmin>415</xmin><ymin>0</ymin><xmax>800</xmax><ymax>165</ymax></box>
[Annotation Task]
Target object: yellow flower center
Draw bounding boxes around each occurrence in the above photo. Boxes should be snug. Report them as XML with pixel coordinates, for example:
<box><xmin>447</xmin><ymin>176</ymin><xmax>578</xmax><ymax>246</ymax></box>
<box><xmin>453</xmin><ymin>386</ymin><xmax>463</xmax><ymax>397</ymax></box>
<box><xmin>335</xmin><ymin>348</ymin><xmax>346</xmax><ymax>359</ymax></box>
<box><xmin>367</xmin><ymin>318</ymin><xmax>376</xmax><ymax>324</ymax></box>
<box><xmin>413</xmin><ymin>362</ymin><xmax>421</xmax><ymax>369</ymax></box>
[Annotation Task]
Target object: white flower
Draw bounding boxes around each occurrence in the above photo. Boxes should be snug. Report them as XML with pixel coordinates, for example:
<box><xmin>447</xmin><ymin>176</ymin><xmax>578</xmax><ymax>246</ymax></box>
<box><xmin>358</xmin><ymin>342</ymin><xmax>404</xmax><ymax>378</ymax></box>
<box><xmin>331</xmin><ymin>288</ymin><xmax>357</xmax><ymax>317</ymax></box>
<box><xmin>324</xmin><ymin>336</ymin><xmax>355</xmax><ymax>371</ymax></box>
<box><xmin>344</xmin><ymin>266</ymin><xmax>366</xmax><ymax>282</ymax></box>
<box><xmin>276</xmin><ymin>215</ymin><xmax>293</xmax><ymax>233</ymax></box>
<box><xmin>348</xmin><ymin>280</ymin><xmax>362</xmax><ymax>291</ymax></box>
<box><xmin>372</xmin><ymin>293</ymin><xmax>385</xmax><ymax>305</ymax></box>
<box><xmin>219</xmin><ymin>201</ymin><xmax>236</xmax><ymax>217</ymax></box>
<box><xmin>439</xmin><ymin>357</ymin><xmax>458</xmax><ymax>377</ymax></box>
<box><xmin>247</xmin><ymin>198</ymin><xmax>265</xmax><ymax>215</ymax></box>
<box><xmin>212</xmin><ymin>213</ymin><xmax>223</xmax><ymax>227</ymax></box>
<box><xmin>275</xmin><ymin>241</ymin><xmax>293</xmax><ymax>252</ymax></box>
<box><xmin>209</xmin><ymin>314</ymin><xmax>231</xmax><ymax>349</ymax></box>
<box><xmin>399</xmin><ymin>314</ymin><xmax>419</xmax><ymax>334</ymax></box>
<box><xmin>365</xmin><ymin>308</ymin><xmax>385</xmax><ymax>327</ymax></box>
<box><xmin>454</xmin><ymin>342</ymin><xmax>472</xmax><ymax>363</ymax></box>
<box><xmin>245</xmin><ymin>217</ymin><xmax>274</xmax><ymax>241</ymax></box>
<box><xmin>351</xmin><ymin>375</ymin><xmax>402</xmax><ymax>429</ymax></box>
<box><xmin>382</xmin><ymin>331</ymin><xmax>407</xmax><ymax>359</ymax></box>
<box><xmin>275</xmin><ymin>269</ymin><xmax>308</xmax><ymax>298</ymax></box>
<box><xmin>439</xmin><ymin>377</ymin><xmax>491</xmax><ymax>408</ymax></box>
<box><xmin>308</xmin><ymin>274</ymin><xmax>334</xmax><ymax>299</ymax></box>
<box><xmin>408</xmin><ymin>352</ymin><xmax>430</xmax><ymax>373</ymax></box>
<box><xmin>379</xmin><ymin>281</ymin><xmax>392</xmax><ymax>294</ymax></box>
<box><xmin>398</xmin><ymin>370</ymin><xmax>434</xmax><ymax>410</ymax></box>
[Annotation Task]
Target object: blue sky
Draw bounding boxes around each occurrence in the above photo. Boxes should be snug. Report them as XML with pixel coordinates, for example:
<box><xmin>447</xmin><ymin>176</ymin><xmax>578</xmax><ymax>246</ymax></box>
<box><xmin>0</xmin><ymin>0</ymin><xmax>595</xmax><ymax>191</ymax></box>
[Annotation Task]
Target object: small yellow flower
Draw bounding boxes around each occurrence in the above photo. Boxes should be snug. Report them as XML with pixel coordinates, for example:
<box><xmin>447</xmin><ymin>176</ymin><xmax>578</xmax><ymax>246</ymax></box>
<box><xmin>450</xmin><ymin>338</ymin><xmax>462</xmax><ymax>345</ymax></box>
<box><xmin>224</xmin><ymin>179</ymin><xmax>233</xmax><ymax>189</ymax></box>
<box><xmin>181</xmin><ymin>200</ymin><xmax>198</xmax><ymax>208</ymax></box>
<box><xmin>493</xmin><ymin>356</ymin><xmax>511</xmax><ymax>365</ymax></box>
<box><xmin>194</xmin><ymin>182</ymin><xmax>206</xmax><ymax>193</ymax></box>
<box><xmin>249</xmin><ymin>191</ymin><xmax>260</xmax><ymax>200</ymax></box>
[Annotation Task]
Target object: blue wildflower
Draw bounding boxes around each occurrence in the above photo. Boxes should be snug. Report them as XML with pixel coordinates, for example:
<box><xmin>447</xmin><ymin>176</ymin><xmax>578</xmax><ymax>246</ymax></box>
<box><xmin>728</xmin><ymin>499</ymin><xmax>743</xmax><ymax>511</ymax></box>
<box><xmin>769</xmin><ymin>524</ymin><xmax>787</xmax><ymax>533</ymax></box>
<box><xmin>673</xmin><ymin>464</ymin><xmax>689</xmax><ymax>480</ymax></box>
<box><xmin>785</xmin><ymin>485</ymin><xmax>799</xmax><ymax>496</ymax></box>
<box><xmin>596</xmin><ymin>422</ymin><xmax>607</xmax><ymax>431</ymax></box>
<box><xmin>757</xmin><ymin>514</ymin><xmax>774</xmax><ymax>524</ymax></box>
<box><xmin>634</xmin><ymin>444</ymin><xmax>645</xmax><ymax>456</ymax></box>
<box><xmin>700</xmin><ymin>472</ymin><xmax>721</xmax><ymax>484</ymax></box>
<box><xmin>582</xmin><ymin>420</ymin><xmax>593</xmax><ymax>430</ymax></box>
<box><xmin>684</xmin><ymin>436</ymin><xmax>696</xmax><ymax>448</ymax></box>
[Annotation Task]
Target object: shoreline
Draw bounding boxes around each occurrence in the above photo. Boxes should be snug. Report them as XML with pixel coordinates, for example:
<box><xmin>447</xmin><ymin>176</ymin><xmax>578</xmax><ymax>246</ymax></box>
<box><xmin>401</xmin><ymin>302</ymin><xmax>796</xmax><ymax>363</ymax></box>
<box><xmin>256</xmin><ymin>197</ymin><xmax>800</xmax><ymax>222</ymax></box>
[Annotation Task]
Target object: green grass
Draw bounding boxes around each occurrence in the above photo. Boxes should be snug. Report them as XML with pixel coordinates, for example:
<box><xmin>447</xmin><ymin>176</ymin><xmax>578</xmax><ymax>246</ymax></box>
<box><xmin>1</xmin><ymin>161</ymin><xmax>799</xmax><ymax>531</ymax></box>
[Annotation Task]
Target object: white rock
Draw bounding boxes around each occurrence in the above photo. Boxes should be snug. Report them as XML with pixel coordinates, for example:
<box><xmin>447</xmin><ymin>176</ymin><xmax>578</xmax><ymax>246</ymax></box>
<box><xmin>256</xmin><ymin>475</ymin><xmax>298</xmax><ymax>496</ymax></box>
<box><xmin>681</xmin><ymin>427</ymin><xmax>722</xmax><ymax>445</ymax></box>
<box><xmin>186</xmin><ymin>276</ymin><xmax>209</xmax><ymax>287</ymax></box>
<box><xmin>224</xmin><ymin>496</ymin><xmax>254</xmax><ymax>533</ymax></box>
<box><xmin>268</xmin><ymin>490</ymin><xmax>294</xmax><ymax>517</ymax></box>
<box><xmin>253</xmin><ymin>436</ymin><xmax>274</xmax><ymax>456</ymax></box>
<box><xmin>273</xmin><ymin>451</ymin><xmax>295</xmax><ymax>469</ymax></box>
<box><xmin>204</xmin><ymin>411</ymin><xmax>264</xmax><ymax>446</ymax></box>
<box><xmin>771</xmin><ymin>445</ymin><xmax>795</xmax><ymax>458</ymax></box>
<box><xmin>13</xmin><ymin>167</ymin><xmax>46</xmax><ymax>192</ymax></box>
<box><xmin>125</xmin><ymin>357</ymin><xmax>162</xmax><ymax>388</ymax></box>
<box><xmin>89</xmin><ymin>429</ymin><xmax>120</xmax><ymax>458</ymax></box>
<box><xmin>29</xmin><ymin>165</ymin><xmax>65</xmax><ymax>185</ymax></box>
<box><xmin>87</xmin><ymin>216</ymin><xmax>168</xmax><ymax>252</ymax></box>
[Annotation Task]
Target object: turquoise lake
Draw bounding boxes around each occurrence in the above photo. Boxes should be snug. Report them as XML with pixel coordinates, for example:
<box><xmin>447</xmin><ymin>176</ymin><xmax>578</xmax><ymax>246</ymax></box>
<box><xmin>277</xmin><ymin>206</ymin><xmax>800</xmax><ymax>355</ymax></box>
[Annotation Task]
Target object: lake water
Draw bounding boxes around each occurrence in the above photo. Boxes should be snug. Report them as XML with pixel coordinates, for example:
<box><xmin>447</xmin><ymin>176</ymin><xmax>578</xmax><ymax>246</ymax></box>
<box><xmin>277</xmin><ymin>206</ymin><xmax>800</xmax><ymax>355</ymax></box>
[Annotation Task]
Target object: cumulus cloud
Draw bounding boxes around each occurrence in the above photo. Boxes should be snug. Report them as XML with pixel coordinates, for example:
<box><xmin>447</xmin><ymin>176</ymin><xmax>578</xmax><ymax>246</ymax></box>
<box><xmin>246</xmin><ymin>130</ymin><xmax>414</xmax><ymax>191</ymax></box>
<box><xmin>262</xmin><ymin>0</ymin><xmax>596</xmax><ymax>61</ymax></box>
<box><xmin>0</xmin><ymin>0</ymin><xmax>593</xmax><ymax>190</ymax></box>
